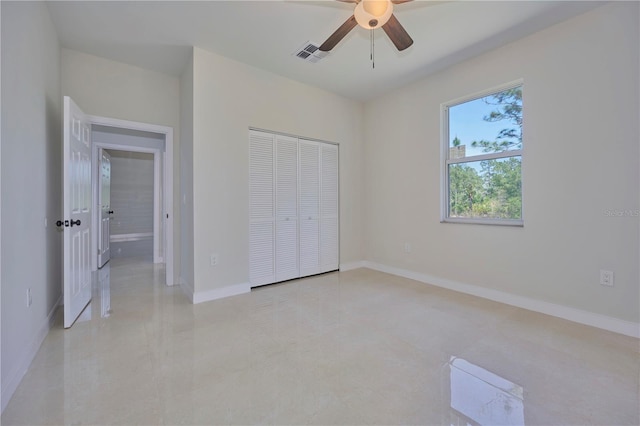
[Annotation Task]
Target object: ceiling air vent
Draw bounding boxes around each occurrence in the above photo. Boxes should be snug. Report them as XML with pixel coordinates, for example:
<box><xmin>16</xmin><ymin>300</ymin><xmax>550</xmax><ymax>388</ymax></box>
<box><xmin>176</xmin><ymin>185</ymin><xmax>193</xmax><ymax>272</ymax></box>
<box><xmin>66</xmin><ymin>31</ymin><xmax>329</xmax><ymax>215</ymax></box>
<box><xmin>293</xmin><ymin>42</ymin><xmax>328</xmax><ymax>63</ymax></box>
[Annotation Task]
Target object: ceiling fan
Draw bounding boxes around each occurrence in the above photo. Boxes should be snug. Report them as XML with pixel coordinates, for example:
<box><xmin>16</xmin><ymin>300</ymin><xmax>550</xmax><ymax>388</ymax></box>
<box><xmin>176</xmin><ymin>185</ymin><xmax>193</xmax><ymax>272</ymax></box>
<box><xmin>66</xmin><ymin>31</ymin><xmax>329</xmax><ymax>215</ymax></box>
<box><xmin>319</xmin><ymin>0</ymin><xmax>414</xmax><ymax>52</ymax></box>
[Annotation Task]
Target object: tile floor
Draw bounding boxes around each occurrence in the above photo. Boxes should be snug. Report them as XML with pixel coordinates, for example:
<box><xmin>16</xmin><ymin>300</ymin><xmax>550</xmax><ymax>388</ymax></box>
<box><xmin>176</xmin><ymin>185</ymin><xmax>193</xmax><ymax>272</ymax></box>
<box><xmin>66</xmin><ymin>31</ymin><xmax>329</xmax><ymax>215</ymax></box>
<box><xmin>2</xmin><ymin>258</ymin><xmax>639</xmax><ymax>425</ymax></box>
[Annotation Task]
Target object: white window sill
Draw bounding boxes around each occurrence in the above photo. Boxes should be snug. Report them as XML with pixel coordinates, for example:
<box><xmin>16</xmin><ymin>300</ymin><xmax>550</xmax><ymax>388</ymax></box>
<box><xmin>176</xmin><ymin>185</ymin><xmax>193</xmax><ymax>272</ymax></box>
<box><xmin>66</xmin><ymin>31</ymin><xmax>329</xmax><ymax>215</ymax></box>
<box><xmin>441</xmin><ymin>218</ymin><xmax>524</xmax><ymax>227</ymax></box>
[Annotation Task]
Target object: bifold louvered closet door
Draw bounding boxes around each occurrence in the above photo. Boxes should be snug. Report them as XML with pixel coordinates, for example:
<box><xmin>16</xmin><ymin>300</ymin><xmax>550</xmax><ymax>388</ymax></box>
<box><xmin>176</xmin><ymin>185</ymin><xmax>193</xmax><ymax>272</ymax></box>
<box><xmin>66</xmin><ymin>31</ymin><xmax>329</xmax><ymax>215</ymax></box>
<box><xmin>249</xmin><ymin>130</ymin><xmax>339</xmax><ymax>288</ymax></box>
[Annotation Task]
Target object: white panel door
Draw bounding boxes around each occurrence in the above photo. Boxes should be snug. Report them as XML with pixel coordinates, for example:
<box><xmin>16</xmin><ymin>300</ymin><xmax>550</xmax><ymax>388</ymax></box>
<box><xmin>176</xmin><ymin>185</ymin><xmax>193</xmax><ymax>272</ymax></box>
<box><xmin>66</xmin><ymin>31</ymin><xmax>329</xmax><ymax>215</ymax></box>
<box><xmin>275</xmin><ymin>135</ymin><xmax>299</xmax><ymax>282</ymax></box>
<box><xmin>299</xmin><ymin>140</ymin><xmax>320</xmax><ymax>277</ymax></box>
<box><xmin>97</xmin><ymin>149</ymin><xmax>111</xmax><ymax>268</ymax></box>
<box><xmin>249</xmin><ymin>130</ymin><xmax>275</xmax><ymax>286</ymax></box>
<box><xmin>320</xmin><ymin>144</ymin><xmax>339</xmax><ymax>272</ymax></box>
<box><xmin>63</xmin><ymin>96</ymin><xmax>92</xmax><ymax>328</ymax></box>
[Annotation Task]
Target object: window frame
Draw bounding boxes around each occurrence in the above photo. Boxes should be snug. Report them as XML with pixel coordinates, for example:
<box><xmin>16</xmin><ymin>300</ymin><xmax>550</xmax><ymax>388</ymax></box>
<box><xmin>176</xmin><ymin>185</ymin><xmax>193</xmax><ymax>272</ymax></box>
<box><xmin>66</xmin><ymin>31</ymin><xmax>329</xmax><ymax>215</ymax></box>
<box><xmin>441</xmin><ymin>80</ymin><xmax>524</xmax><ymax>226</ymax></box>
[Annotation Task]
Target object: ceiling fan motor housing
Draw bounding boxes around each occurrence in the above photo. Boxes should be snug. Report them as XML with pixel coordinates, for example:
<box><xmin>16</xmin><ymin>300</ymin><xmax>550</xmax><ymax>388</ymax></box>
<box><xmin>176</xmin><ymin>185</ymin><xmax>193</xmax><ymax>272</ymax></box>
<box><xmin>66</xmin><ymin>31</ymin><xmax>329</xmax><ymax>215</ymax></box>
<box><xmin>354</xmin><ymin>0</ymin><xmax>393</xmax><ymax>29</ymax></box>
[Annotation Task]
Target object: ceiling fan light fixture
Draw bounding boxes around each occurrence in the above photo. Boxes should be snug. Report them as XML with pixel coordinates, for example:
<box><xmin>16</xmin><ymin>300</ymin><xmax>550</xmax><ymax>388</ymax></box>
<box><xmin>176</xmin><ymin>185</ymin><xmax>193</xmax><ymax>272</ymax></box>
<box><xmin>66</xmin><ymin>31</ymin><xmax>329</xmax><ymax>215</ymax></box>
<box><xmin>363</xmin><ymin>0</ymin><xmax>389</xmax><ymax>16</ymax></box>
<box><xmin>354</xmin><ymin>0</ymin><xmax>393</xmax><ymax>29</ymax></box>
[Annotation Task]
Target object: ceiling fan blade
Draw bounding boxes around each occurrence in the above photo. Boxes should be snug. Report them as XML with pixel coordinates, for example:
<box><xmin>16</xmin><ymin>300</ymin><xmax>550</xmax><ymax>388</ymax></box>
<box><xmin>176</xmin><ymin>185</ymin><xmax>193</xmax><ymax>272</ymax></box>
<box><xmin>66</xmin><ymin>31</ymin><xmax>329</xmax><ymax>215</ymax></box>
<box><xmin>382</xmin><ymin>13</ymin><xmax>414</xmax><ymax>51</ymax></box>
<box><xmin>391</xmin><ymin>0</ymin><xmax>413</xmax><ymax>3</ymax></box>
<box><xmin>336</xmin><ymin>0</ymin><xmax>359</xmax><ymax>3</ymax></box>
<box><xmin>319</xmin><ymin>15</ymin><xmax>358</xmax><ymax>51</ymax></box>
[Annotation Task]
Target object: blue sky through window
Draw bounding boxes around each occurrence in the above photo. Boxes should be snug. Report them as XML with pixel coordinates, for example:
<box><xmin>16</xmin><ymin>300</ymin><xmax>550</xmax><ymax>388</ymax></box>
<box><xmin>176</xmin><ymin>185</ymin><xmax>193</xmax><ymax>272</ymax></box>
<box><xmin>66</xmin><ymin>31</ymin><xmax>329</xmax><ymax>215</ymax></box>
<box><xmin>449</xmin><ymin>95</ymin><xmax>519</xmax><ymax>157</ymax></box>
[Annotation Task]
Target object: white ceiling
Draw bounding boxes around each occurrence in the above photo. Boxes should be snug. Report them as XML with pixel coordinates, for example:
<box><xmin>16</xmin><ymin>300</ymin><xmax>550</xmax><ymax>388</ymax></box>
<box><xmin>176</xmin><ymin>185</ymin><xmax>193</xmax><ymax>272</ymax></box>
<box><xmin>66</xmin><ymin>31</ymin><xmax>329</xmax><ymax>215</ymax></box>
<box><xmin>47</xmin><ymin>0</ymin><xmax>604</xmax><ymax>101</ymax></box>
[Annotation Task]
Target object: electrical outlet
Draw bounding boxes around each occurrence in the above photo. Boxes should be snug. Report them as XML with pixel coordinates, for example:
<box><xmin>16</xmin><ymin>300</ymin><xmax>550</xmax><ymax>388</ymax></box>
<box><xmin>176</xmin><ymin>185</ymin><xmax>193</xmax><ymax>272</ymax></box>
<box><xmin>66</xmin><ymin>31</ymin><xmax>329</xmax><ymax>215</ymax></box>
<box><xmin>210</xmin><ymin>253</ymin><xmax>218</xmax><ymax>266</ymax></box>
<box><xmin>404</xmin><ymin>242</ymin><xmax>412</xmax><ymax>253</ymax></box>
<box><xmin>27</xmin><ymin>288</ymin><xmax>32</xmax><ymax>307</ymax></box>
<box><xmin>600</xmin><ymin>270</ymin><xmax>614</xmax><ymax>287</ymax></box>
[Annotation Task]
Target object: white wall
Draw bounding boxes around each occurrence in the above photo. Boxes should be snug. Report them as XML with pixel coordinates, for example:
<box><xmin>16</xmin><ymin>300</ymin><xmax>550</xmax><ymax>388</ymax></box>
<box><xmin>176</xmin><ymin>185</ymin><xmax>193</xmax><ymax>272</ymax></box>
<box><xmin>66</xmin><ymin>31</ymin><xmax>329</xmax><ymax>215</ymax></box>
<box><xmin>61</xmin><ymin>49</ymin><xmax>181</xmax><ymax>283</ymax></box>
<box><xmin>363</xmin><ymin>3</ymin><xmax>639</xmax><ymax>325</ymax></box>
<box><xmin>189</xmin><ymin>47</ymin><xmax>364</xmax><ymax>297</ymax></box>
<box><xmin>179</xmin><ymin>49</ymin><xmax>195</xmax><ymax>294</ymax></box>
<box><xmin>0</xmin><ymin>1</ymin><xmax>62</xmax><ymax>411</ymax></box>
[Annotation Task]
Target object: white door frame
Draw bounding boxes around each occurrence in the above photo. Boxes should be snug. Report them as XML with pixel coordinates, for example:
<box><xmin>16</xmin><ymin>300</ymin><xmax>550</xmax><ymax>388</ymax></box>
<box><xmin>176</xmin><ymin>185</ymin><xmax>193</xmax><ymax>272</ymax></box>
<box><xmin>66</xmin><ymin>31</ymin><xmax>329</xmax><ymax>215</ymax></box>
<box><xmin>88</xmin><ymin>115</ymin><xmax>174</xmax><ymax>286</ymax></box>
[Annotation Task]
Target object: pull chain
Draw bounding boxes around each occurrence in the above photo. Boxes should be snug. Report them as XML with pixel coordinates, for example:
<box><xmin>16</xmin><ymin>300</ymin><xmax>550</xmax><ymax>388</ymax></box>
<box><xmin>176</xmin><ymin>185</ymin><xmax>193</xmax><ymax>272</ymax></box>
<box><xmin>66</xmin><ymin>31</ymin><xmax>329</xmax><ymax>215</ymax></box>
<box><xmin>370</xmin><ymin>29</ymin><xmax>375</xmax><ymax>69</ymax></box>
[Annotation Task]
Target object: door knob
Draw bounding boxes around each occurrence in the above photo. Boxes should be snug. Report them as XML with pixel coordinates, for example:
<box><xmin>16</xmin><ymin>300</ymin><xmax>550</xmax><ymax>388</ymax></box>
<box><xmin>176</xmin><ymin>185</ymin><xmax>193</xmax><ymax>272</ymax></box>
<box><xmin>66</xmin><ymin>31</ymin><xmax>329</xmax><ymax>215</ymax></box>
<box><xmin>56</xmin><ymin>219</ymin><xmax>81</xmax><ymax>227</ymax></box>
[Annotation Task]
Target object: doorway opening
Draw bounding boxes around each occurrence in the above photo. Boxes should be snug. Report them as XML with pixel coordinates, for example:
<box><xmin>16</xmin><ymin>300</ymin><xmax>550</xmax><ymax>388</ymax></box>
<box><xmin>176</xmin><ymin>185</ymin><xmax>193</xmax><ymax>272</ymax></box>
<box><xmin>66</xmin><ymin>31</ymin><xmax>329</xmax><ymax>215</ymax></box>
<box><xmin>104</xmin><ymin>149</ymin><xmax>155</xmax><ymax>262</ymax></box>
<box><xmin>89</xmin><ymin>117</ymin><xmax>174</xmax><ymax>286</ymax></box>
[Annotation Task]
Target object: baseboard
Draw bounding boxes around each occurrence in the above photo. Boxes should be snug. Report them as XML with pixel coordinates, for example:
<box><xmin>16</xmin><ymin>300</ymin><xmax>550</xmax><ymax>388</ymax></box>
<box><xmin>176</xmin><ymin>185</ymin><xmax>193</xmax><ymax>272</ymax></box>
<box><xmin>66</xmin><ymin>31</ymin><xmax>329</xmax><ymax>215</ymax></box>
<box><xmin>110</xmin><ymin>232</ymin><xmax>153</xmax><ymax>243</ymax></box>
<box><xmin>178</xmin><ymin>278</ymin><xmax>194</xmax><ymax>303</ymax></box>
<box><xmin>1</xmin><ymin>294</ymin><xmax>62</xmax><ymax>413</ymax></box>
<box><xmin>339</xmin><ymin>261</ymin><xmax>366</xmax><ymax>272</ymax></box>
<box><xmin>193</xmin><ymin>282</ymin><xmax>251</xmax><ymax>304</ymax></box>
<box><xmin>364</xmin><ymin>261</ymin><xmax>640</xmax><ymax>339</ymax></box>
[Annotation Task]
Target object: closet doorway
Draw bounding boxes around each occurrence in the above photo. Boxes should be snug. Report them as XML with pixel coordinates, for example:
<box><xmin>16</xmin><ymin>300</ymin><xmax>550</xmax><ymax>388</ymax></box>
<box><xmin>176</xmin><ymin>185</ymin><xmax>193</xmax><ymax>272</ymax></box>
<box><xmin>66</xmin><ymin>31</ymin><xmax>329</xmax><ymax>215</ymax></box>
<box><xmin>249</xmin><ymin>129</ymin><xmax>339</xmax><ymax>288</ymax></box>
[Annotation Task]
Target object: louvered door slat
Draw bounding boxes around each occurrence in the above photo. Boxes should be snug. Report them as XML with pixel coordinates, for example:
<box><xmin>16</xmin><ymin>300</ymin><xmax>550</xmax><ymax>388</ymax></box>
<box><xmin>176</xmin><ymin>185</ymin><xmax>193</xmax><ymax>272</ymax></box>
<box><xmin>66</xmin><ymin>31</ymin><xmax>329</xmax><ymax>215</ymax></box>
<box><xmin>250</xmin><ymin>222</ymin><xmax>275</xmax><ymax>285</ymax></box>
<box><xmin>276</xmin><ymin>220</ymin><xmax>299</xmax><ymax>282</ymax></box>
<box><xmin>321</xmin><ymin>144</ymin><xmax>338</xmax><ymax>217</ymax></box>
<box><xmin>320</xmin><ymin>144</ymin><xmax>339</xmax><ymax>272</ymax></box>
<box><xmin>250</xmin><ymin>131</ymin><xmax>274</xmax><ymax>221</ymax></box>
<box><xmin>299</xmin><ymin>141</ymin><xmax>319</xmax><ymax>218</ymax></box>
<box><xmin>299</xmin><ymin>140</ymin><xmax>320</xmax><ymax>277</ymax></box>
<box><xmin>275</xmin><ymin>134</ymin><xmax>299</xmax><ymax>281</ymax></box>
<box><xmin>249</xmin><ymin>130</ymin><xmax>275</xmax><ymax>286</ymax></box>
<box><xmin>275</xmin><ymin>135</ymin><xmax>298</xmax><ymax>219</ymax></box>
<box><xmin>300</xmin><ymin>218</ymin><xmax>320</xmax><ymax>276</ymax></box>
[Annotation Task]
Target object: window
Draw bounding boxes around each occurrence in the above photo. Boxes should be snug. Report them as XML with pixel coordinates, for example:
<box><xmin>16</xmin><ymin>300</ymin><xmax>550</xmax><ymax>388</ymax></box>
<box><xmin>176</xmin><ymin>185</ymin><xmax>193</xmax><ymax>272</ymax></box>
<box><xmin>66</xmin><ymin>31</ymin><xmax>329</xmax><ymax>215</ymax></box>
<box><xmin>442</xmin><ymin>82</ymin><xmax>523</xmax><ymax>225</ymax></box>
